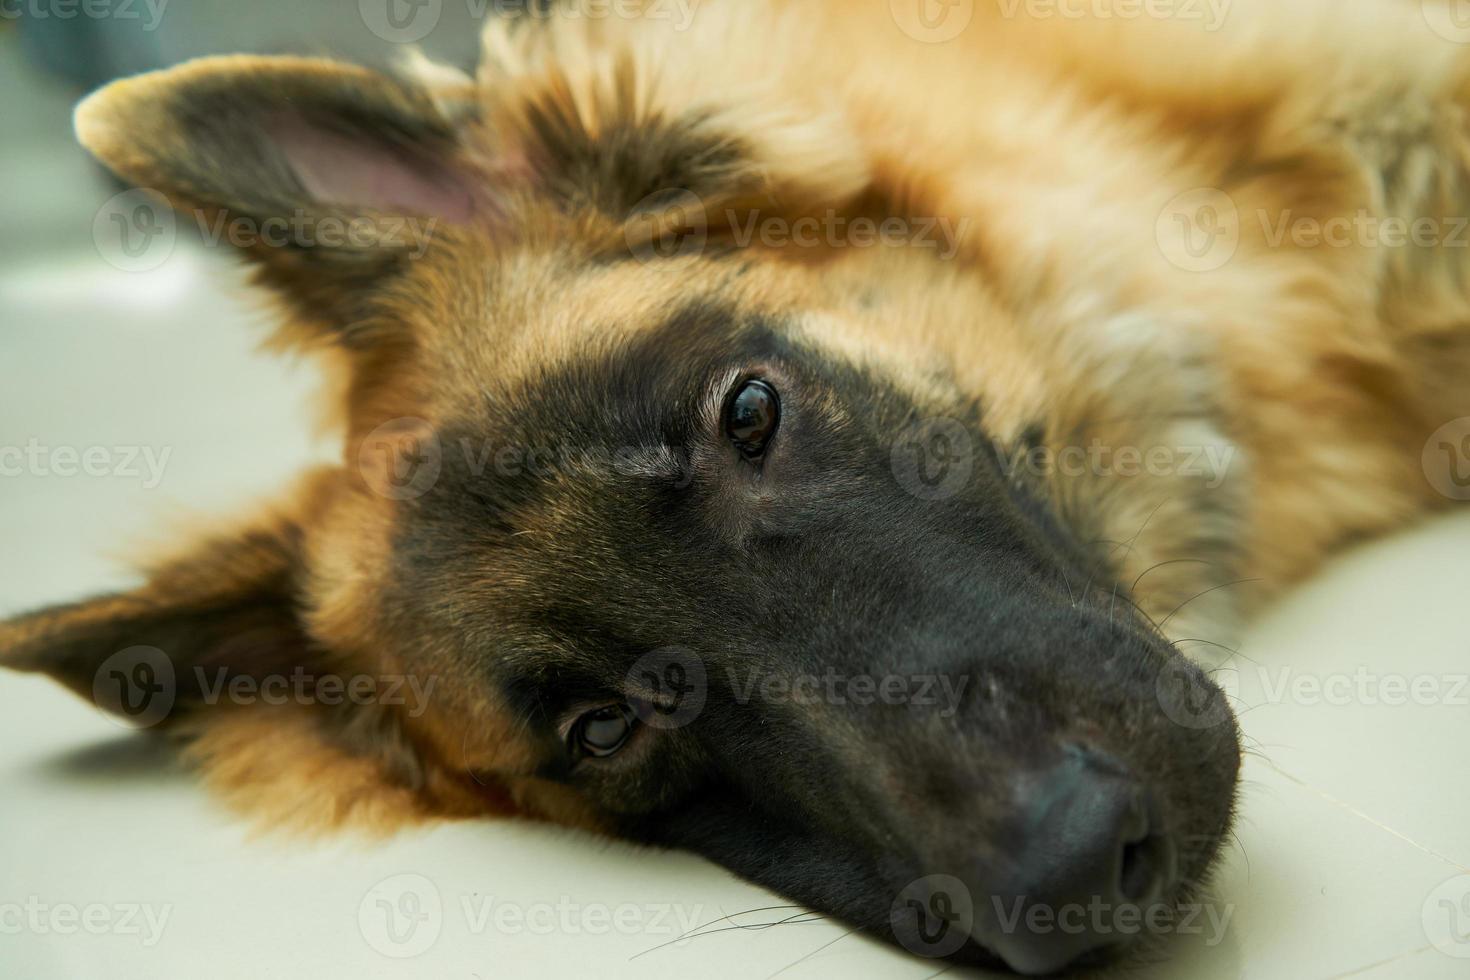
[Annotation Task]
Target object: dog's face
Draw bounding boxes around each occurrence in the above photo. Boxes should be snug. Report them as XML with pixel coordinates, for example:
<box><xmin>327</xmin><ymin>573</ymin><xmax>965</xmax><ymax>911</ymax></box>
<box><xmin>0</xmin><ymin>25</ymin><xmax>1242</xmax><ymax>976</ymax></box>
<box><xmin>399</xmin><ymin>285</ymin><xmax>1242</xmax><ymax>974</ymax></box>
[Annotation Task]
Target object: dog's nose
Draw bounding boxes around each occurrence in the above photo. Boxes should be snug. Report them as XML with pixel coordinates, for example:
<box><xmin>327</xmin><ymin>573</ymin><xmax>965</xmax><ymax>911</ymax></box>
<box><xmin>981</xmin><ymin>745</ymin><xmax>1177</xmax><ymax>975</ymax></box>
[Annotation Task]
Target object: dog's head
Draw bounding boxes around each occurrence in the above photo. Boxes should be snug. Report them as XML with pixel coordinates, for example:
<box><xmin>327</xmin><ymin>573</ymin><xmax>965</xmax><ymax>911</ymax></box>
<box><xmin>2</xmin><ymin>14</ymin><xmax>1243</xmax><ymax>975</ymax></box>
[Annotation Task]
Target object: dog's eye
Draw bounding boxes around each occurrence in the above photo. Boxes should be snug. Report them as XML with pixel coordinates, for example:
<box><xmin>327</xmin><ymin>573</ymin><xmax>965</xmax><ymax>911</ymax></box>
<box><xmin>571</xmin><ymin>704</ymin><xmax>635</xmax><ymax>758</ymax></box>
<box><xmin>726</xmin><ymin>380</ymin><xmax>780</xmax><ymax>459</ymax></box>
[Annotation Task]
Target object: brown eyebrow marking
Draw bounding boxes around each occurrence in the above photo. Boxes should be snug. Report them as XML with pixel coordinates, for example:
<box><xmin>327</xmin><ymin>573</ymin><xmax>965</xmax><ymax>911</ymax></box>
<box><xmin>699</xmin><ymin>367</ymin><xmax>746</xmax><ymax>441</ymax></box>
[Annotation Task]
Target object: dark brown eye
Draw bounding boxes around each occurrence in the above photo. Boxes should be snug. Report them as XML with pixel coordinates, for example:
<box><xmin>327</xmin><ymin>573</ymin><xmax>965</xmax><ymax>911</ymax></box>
<box><xmin>725</xmin><ymin>380</ymin><xmax>780</xmax><ymax>459</ymax></box>
<box><xmin>572</xmin><ymin>705</ymin><xmax>635</xmax><ymax>758</ymax></box>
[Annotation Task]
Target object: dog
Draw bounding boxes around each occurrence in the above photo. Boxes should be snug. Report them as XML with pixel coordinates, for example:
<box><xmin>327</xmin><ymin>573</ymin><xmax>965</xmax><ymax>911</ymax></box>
<box><xmin>4</xmin><ymin>0</ymin><xmax>1469</xmax><ymax>973</ymax></box>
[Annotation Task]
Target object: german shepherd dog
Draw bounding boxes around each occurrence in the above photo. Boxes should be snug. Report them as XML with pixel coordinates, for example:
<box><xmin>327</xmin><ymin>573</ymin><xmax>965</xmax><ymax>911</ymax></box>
<box><xmin>5</xmin><ymin>0</ymin><xmax>1469</xmax><ymax>973</ymax></box>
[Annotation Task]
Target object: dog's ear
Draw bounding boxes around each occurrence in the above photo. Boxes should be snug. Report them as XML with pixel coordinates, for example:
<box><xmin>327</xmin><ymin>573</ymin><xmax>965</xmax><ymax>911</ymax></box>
<box><xmin>74</xmin><ymin>55</ymin><xmax>497</xmax><ymax>341</ymax></box>
<box><xmin>0</xmin><ymin>506</ymin><xmax>318</xmax><ymax>725</ymax></box>
<box><xmin>0</xmin><ymin>477</ymin><xmax>476</xmax><ymax>830</ymax></box>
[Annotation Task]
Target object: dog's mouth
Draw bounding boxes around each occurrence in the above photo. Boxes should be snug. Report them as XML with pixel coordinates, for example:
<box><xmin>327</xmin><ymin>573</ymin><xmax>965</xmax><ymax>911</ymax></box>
<box><xmin>625</xmin><ymin>644</ymin><xmax>1241</xmax><ymax>976</ymax></box>
<box><xmin>940</xmin><ymin>871</ymin><xmax>1221</xmax><ymax>976</ymax></box>
<box><xmin>881</xmin><ymin>731</ymin><xmax>1232</xmax><ymax>975</ymax></box>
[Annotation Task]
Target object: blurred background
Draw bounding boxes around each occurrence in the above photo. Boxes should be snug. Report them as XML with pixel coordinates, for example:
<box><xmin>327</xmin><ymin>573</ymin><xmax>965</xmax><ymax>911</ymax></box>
<box><xmin>6</xmin><ymin>0</ymin><xmax>492</xmax><ymax>264</ymax></box>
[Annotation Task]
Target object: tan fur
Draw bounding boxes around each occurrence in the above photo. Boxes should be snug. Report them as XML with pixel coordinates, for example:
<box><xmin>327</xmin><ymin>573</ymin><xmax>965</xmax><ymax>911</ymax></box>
<box><xmin>4</xmin><ymin>0</ymin><xmax>1468</xmax><ymax>831</ymax></box>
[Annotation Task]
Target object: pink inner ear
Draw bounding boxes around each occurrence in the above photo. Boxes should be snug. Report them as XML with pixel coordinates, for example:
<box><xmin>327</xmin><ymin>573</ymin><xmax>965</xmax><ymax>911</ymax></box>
<box><xmin>271</xmin><ymin>118</ymin><xmax>478</xmax><ymax>224</ymax></box>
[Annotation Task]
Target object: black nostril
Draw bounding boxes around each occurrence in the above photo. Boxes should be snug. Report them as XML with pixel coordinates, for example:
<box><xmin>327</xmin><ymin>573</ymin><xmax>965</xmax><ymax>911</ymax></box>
<box><xmin>1117</xmin><ymin>786</ymin><xmax>1174</xmax><ymax>904</ymax></box>
<box><xmin>1120</xmin><ymin>832</ymin><xmax>1169</xmax><ymax>903</ymax></box>
<box><xmin>977</xmin><ymin>746</ymin><xmax>1178</xmax><ymax>975</ymax></box>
